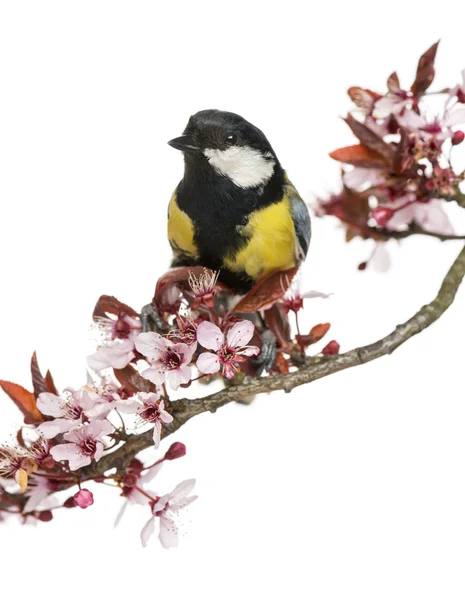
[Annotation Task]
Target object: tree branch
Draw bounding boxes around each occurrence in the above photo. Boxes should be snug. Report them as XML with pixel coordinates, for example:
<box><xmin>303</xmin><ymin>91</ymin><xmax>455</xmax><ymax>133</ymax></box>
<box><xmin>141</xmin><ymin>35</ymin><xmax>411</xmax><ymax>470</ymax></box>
<box><xmin>80</xmin><ymin>242</ymin><xmax>465</xmax><ymax>482</ymax></box>
<box><xmin>3</xmin><ymin>244</ymin><xmax>465</xmax><ymax>511</ymax></box>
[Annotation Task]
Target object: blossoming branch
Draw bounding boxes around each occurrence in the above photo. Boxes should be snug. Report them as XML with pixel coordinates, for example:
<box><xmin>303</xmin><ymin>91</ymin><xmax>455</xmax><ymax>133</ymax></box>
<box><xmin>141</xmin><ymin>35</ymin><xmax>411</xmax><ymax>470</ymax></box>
<box><xmin>2</xmin><ymin>41</ymin><xmax>465</xmax><ymax>550</ymax></box>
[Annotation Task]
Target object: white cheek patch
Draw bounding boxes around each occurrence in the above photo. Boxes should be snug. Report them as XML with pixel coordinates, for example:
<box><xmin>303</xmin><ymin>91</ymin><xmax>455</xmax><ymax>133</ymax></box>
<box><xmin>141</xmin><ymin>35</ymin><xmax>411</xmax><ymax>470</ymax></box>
<box><xmin>204</xmin><ymin>145</ymin><xmax>275</xmax><ymax>188</ymax></box>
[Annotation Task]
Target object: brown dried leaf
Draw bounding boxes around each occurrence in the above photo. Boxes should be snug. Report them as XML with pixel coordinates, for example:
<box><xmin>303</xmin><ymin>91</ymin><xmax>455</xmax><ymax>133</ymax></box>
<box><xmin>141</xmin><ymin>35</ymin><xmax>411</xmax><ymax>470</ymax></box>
<box><xmin>0</xmin><ymin>380</ymin><xmax>44</xmax><ymax>424</ymax></box>
<box><xmin>411</xmin><ymin>41</ymin><xmax>440</xmax><ymax>98</ymax></box>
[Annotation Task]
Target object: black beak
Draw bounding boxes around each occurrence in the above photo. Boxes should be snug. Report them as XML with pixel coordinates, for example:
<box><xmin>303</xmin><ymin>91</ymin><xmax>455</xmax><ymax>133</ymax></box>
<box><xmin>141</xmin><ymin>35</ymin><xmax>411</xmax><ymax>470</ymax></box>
<box><xmin>168</xmin><ymin>135</ymin><xmax>202</xmax><ymax>153</ymax></box>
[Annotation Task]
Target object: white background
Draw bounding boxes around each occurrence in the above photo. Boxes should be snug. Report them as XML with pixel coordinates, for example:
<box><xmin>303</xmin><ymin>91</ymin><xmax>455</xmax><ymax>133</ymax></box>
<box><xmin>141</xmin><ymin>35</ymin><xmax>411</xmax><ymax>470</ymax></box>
<box><xmin>1</xmin><ymin>2</ymin><xmax>465</xmax><ymax>599</ymax></box>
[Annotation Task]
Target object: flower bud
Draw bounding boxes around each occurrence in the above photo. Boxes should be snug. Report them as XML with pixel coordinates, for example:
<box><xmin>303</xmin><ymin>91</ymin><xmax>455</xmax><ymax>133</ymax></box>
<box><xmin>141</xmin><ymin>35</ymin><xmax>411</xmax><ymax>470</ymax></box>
<box><xmin>37</xmin><ymin>510</ymin><xmax>53</xmax><ymax>522</ymax></box>
<box><xmin>358</xmin><ymin>261</ymin><xmax>368</xmax><ymax>271</ymax></box>
<box><xmin>371</xmin><ymin>207</ymin><xmax>394</xmax><ymax>228</ymax></box>
<box><xmin>63</xmin><ymin>496</ymin><xmax>77</xmax><ymax>508</ymax></box>
<box><xmin>73</xmin><ymin>489</ymin><xmax>94</xmax><ymax>509</ymax></box>
<box><xmin>164</xmin><ymin>442</ymin><xmax>187</xmax><ymax>461</ymax></box>
<box><xmin>452</xmin><ymin>131</ymin><xmax>465</xmax><ymax>146</ymax></box>
<box><xmin>322</xmin><ymin>340</ymin><xmax>340</xmax><ymax>355</ymax></box>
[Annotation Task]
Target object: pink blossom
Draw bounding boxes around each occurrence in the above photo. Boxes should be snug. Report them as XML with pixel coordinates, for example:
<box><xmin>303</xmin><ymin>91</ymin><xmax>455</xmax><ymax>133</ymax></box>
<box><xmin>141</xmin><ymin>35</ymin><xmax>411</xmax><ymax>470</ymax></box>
<box><xmin>135</xmin><ymin>332</ymin><xmax>196</xmax><ymax>390</ymax></box>
<box><xmin>140</xmin><ymin>479</ymin><xmax>197</xmax><ymax>549</ymax></box>
<box><xmin>343</xmin><ymin>167</ymin><xmax>385</xmax><ymax>191</ymax></box>
<box><xmin>196</xmin><ymin>320</ymin><xmax>259</xmax><ymax>379</ymax></box>
<box><xmin>36</xmin><ymin>389</ymin><xmax>97</xmax><ymax>439</ymax></box>
<box><xmin>115</xmin><ymin>460</ymin><xmax>163</xmax><ymax>527</ymax></box>
<box><xmin>383</xmin><ymin>194</ymin><xmax>454</xmax><ymax>235</ymax></box>
<box><xmin>87</xmin><ymin>338</ymin><xmax>136</xmax><ymax>372</ymax></box>
<box><xmin>135</xmin><ymin>392</ymin><xmax>173</xmax><ymax>448</ymax></box>
<box><xmin>167</xmin><ymin>315</ymin><xmax>198</xmax><ymax>347</ymax></box>
<box><xmin>373</xmin><ymin>85</ymin><xmax>415</xmax><ymax>119</ymax></box>
<box><xmin>85</xmin><ymin>382</ymin><xmax>139</xmax><ymax>419</ymax></box>
<box><xmin>94</xmin><ymin>313</ymin><xmax>141</xmax><ymax>342</ymax></box>
<box><xmin>87</xmin><ymin>314</ymin><xmax>141</xmax><ymax>372</ymax></box>
<box><xmin>50</xmin><ymin>420</ymin><xmax>114</xmax><ymax>471</ymax></box>
<box><xmin>74</xmin><ymin>489</ymin><xmax>94</xmax><ymax>509</ymax></box>
<box><xmin>187</xmin><ymin>269</ymin><xmax>219</xmax><ymax>308</ymax></box>
<box><xmin>280</xmin><ymin>281</ymin><xmax>331</xmax><ymax>314</ymax></box>
<box><xmin>23</xmin><ymin>476</ymin><xmax>56</xmax><ymax>513</ymax></box>
<box><xmin>397</xmin><ymin>108</ymin><xmax>465</xmax><ymax>142</ymax></box>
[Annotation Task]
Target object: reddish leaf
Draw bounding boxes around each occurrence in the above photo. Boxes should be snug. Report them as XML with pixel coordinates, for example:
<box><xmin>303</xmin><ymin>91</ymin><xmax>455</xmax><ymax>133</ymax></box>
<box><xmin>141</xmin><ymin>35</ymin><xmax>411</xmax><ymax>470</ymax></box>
<box><xmin>274</xmin><ymin>353</ymin><xmax>290</xmax><ymax>374</ymax></box>
<box><xmin>264</xmin><ymin>304</ymin><xmax>292</xmax><ymax>348</ymax></box>
<box><xmin>0</xmin><ymin>380</ymin><xmax>43</xmax><ymax>424</ymax></box>
<box><xmin>296</xmin><ymin>323</ymin><xmax>331</xmax><ymax>348</ymax></box>
<box><xmin>93</xmin><ymin>295</ymin><xmax>139</xmax><ymax>321</ymax></box>
<box><xmin>231</xmin><ymin>266</ymin><xmax>299</xmax><ymax>313</ymax></box>
<box><xmin>309</xmin><ymin>323</ymin><xmax>331</xmax><ymax>343</ymax></box>
<box><xmin>113</xmin><ymin>365</ymin><xmax>158</xmax><ymax>395</ymax></box>
<box><xmin>330</xmin><ymin>144</ymin><xmax>387</xmax><ymax>168</ymax></box>
<box><xmin>45</xmin><ymin>370</ymin><xmax>58</xmax><ymax>395</ymax></box>
<box><xmin>31</xmin><ymin>352</ymin><xmax>48</xmax><ymax>398</ymax></box>
<box><xmin>344</xmin><ymin>114</ymin><xmax>395</xmax><ymax>163</ymax></box>
<box><xmin>347</xmin><ymin>87</ymin><xmax>382</xmax><ymax>111</ymax></box>
<box><xmin>387</xmin><ymin>71</ymin><xmax>400</xmax><ymax>93</ymax></box>
<box><xmin>411</xmin><ymin>41</ymin><xmax>440</xmax><ymax>98</ymax></box>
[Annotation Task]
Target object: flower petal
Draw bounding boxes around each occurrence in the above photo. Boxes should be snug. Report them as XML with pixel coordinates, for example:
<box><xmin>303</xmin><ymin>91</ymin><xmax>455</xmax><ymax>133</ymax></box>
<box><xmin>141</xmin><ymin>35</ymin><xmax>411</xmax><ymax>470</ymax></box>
<box><xmin>135</xmin><ymin>332</ymin><xmax>167</xmax><ymax>359</ymax></box>
<box><xmin>196</xmin><ymin>352</ymin><xmax>221</xmax><ymax>375</ymax></box>
<box><xmin>37</xmin><ymin>418</ymin><xmax>79</xmax><ymax>439</ymax></box>
<box><xmin>226</xmin><ymin>320</ymin><xmax>255</xmax><ymax>347</ymax></box>
<box><xmin>170</xmin><ymin>478</ymin><xmax>196</xmax><ymax>503</ymax></box>
<box><xmin>444</xmin><ymin>106</ymin><xmax>465</xmax><ymax>127</ymax></box>
<box><xmin>141</xmin><ymin>366</ymin><xmax>166</xmax><ymax>385</ymax></box>
<box><xmin>196</xmin><ymin>321</ymin><xmax>224</xmax><ymax>350</ymax></box>
<box><xmin>167</xmin><ymin>365</ymin><xmax>192</xmax><ymax>391</ymax></box>
<box><xmin>87</xmin><ymin>339</ymin><xmax>135</xmax><ymax>372</ymax></box>
<box><xmin>159</xmin><ymin>514</ymin><xmax>179</xmax><ymax>549</ymax></box>
<box><xmin>36</xmin><ymin>393</ymin><xmax>65</xmax><ymax>418</ymax></box>
<box><xmin>140</xmin><ymin>516</ymin><xmax>156</xmax><ymax>547</ymax></box>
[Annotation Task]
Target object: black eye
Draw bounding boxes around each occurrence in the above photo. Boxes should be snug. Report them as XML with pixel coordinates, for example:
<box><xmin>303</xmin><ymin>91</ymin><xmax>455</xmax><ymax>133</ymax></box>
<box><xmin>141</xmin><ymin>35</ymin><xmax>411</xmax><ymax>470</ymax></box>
<box><xmin>225</xmin><ymin>133</ymin><xmax>238</xmax><ymax>145</ymax></box>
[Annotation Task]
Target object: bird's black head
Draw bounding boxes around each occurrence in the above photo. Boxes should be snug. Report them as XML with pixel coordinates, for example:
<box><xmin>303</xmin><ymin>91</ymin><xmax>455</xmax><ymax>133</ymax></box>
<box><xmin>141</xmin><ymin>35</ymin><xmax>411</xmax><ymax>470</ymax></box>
<box><xmin>168</xmin><ymin>109</ymin><xmax>280</xmax><ymax>189</ymax></box>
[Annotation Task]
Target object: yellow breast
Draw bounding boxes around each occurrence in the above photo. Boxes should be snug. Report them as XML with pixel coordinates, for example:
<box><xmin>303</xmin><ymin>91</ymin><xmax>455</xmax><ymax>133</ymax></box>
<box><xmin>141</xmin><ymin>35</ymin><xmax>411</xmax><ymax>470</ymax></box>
<box><xmin>224</xmin><ymin>196</ymin><xmax>297</xmax><ymax>280</ymax></box>
<box><xmin>167</xmin><ymin>193</ymin><xmax>198</xmax><ymax>259</ymax></box>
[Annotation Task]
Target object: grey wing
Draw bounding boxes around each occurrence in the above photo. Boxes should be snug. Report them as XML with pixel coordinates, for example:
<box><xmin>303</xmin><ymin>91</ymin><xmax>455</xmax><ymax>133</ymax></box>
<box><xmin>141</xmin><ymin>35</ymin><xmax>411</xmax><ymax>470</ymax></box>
<box><xmin>287</xmin><ymin>182</ymin><xmax>311</xmax><ymax>263</ymax></box>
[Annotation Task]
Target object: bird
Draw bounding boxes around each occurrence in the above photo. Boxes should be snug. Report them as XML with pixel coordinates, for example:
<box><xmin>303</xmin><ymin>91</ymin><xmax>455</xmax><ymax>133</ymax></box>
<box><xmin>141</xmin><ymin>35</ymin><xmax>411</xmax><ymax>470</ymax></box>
<box><xmin>166</xmin><ymin>109</ymin><xmax>311</xmax><ymax>294</ymax></box>
<box><xmin>142</xmin><ymin>109</ymin><xmax>311</xmax><ymax>373</ymax></box>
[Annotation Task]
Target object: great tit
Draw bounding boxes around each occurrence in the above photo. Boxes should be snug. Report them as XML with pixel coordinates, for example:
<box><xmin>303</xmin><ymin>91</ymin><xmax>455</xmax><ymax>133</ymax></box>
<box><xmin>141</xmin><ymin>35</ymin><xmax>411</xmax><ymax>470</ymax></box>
<box><xmin>166</xmin><ymin>109</ymin><xmax>311</xmax><ymax>293</ymax></box>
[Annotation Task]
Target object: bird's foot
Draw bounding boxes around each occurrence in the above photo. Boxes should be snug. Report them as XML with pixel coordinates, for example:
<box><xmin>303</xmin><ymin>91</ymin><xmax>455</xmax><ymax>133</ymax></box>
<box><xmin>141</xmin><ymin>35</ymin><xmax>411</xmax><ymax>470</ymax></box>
<box><xmin>140</xmin><ymin>303</ymin><xmax>169</xmax><ymax>333</ymax></box>
<box><xmin>254</xmin><ymin>329</ymin><xmax>277</xmax><ymax>376</ymax></box>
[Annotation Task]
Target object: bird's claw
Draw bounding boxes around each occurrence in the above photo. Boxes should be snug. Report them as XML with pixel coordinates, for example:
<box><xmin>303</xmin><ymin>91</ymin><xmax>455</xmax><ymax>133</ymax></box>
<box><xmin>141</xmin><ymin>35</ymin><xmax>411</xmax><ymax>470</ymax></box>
<box><xmin>140</xmin><ymin>303</ymin><xmax>169</xmax><ymax>333</ymax></box>
<box><xmin>254</xmin><ymin>329</ymin><xmax>277</xmax><ymax>376</ymax></box>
